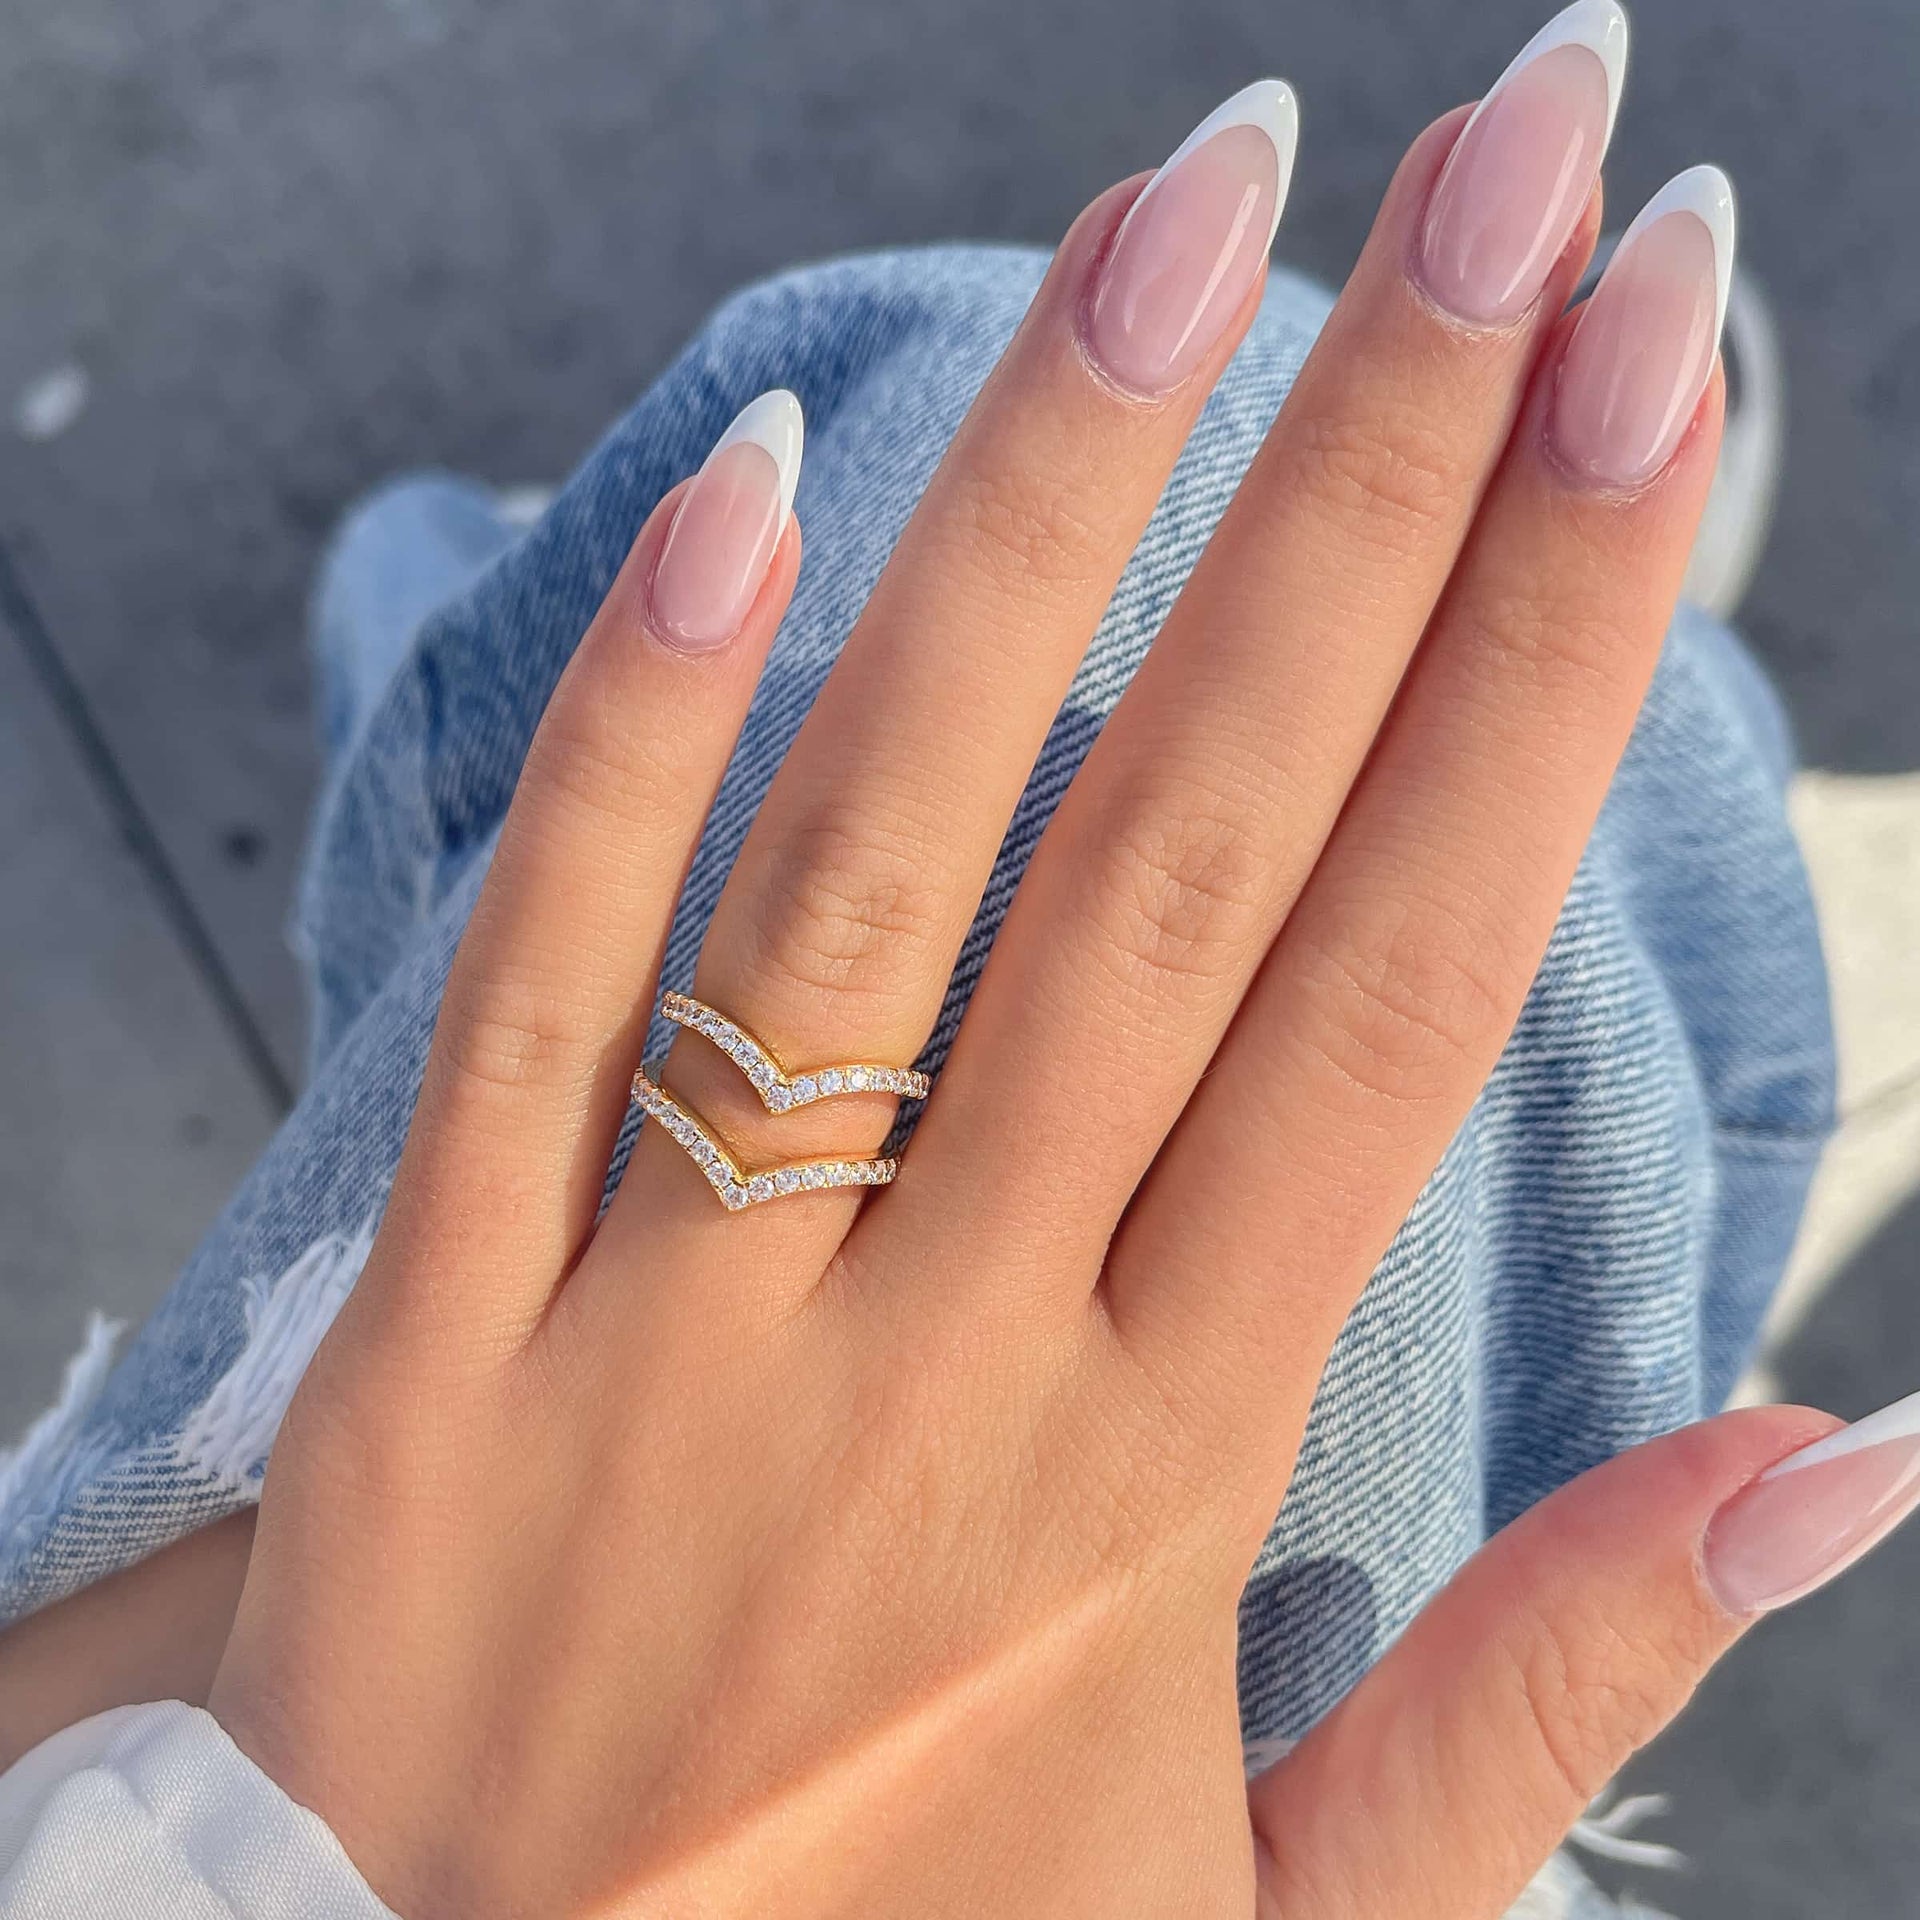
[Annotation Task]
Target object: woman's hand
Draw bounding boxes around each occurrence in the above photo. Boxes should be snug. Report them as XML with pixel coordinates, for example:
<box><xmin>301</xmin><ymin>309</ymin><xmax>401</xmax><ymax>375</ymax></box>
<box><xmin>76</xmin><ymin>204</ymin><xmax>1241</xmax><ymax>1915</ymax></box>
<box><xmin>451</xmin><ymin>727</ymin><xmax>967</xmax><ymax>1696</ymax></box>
<box><xmin>203</xmin><ymin>32</ymin><xmax>1875</xmax><ymax>1918</ymax></box>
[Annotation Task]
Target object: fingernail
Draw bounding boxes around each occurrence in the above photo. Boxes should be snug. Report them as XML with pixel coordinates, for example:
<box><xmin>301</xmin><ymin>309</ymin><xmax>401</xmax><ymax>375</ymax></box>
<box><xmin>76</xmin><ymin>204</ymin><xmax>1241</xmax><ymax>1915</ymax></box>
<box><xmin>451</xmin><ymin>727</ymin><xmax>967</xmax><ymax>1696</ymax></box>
<box><xmin>650</xmin><ymin>389</ymin><xmax>804</xmax><ymax>651</ymax></box>
<box><xmin>1704</xmin><ymin>1391</ymin><xmax>1920</xmax><ymax>1615</ymax></box>
<box><xmin>1083</xmin><ymin>80</ymin><xmax>1298</xmax><ymax>400</ymax></box>
<box><xmin>1549</xmin><ymin>165</ymin><xmax>1736</xmax><ymax>487</ymax></box>
<box><xmin>1416</xmin><ymin>0</ymin><xmax>1628</xmax><ymax>327</ymax></box>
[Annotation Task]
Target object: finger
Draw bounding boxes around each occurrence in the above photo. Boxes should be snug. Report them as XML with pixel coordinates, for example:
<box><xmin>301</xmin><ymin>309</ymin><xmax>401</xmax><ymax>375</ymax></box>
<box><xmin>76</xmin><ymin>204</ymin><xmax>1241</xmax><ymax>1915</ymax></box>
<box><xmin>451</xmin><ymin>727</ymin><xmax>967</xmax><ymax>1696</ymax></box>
<box><xmin>375</xmin><ymin>394</ymin><xmax>804</xmax><ymax>1341</ymax></box>
<box><xmin>1247</xmin><ymin>1396</ymin><xmax>1920</xmax><ymax>1920</ymax></box>
<box><xmin>893</xmin><ymin>10</ymin><xmax>1625</xmax><ymax>1299</ymax></box>
<box><xmin>587</xmin><ymin>87</ymin><xmax>1298</xmax><ymax>1285</ymax></box>
<box><xmin>1107</xmin><ymin>170</ymin><xmax>1733</xmax><ymax>1441</ymax></box>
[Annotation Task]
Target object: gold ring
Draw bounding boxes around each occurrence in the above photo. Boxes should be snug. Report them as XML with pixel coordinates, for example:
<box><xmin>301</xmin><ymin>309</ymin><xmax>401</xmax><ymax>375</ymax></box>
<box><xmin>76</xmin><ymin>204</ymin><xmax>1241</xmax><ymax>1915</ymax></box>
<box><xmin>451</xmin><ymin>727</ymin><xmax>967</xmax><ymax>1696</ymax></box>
<box><xmin>659</xmin><ymin>991</ymin><xmax>932</xmax><ymax>1108</ymax></box>
<box><xmin>629</xmin><ymin>994</ymin><xmax>930</xmax><ymax>1210</ymax></box>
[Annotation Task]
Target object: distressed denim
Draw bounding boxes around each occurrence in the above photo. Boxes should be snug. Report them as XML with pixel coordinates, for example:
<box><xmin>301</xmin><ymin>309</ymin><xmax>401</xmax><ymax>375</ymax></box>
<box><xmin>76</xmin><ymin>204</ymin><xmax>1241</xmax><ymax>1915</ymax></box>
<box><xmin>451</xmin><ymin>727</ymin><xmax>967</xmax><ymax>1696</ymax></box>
<box><xmin>0</xmin><ymin>245</ymin><xmax>1832</xmax><ymax>1910</ymax></box>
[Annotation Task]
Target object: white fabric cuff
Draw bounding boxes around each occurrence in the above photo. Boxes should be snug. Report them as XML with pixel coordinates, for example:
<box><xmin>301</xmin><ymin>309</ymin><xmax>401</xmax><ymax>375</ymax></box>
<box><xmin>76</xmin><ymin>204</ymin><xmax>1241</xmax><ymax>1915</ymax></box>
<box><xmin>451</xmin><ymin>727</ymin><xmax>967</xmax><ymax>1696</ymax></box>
<box><xmin>0</xmin><ymin>1699</ymin><xmax>396</xmax><ymax>1918</ymax></box>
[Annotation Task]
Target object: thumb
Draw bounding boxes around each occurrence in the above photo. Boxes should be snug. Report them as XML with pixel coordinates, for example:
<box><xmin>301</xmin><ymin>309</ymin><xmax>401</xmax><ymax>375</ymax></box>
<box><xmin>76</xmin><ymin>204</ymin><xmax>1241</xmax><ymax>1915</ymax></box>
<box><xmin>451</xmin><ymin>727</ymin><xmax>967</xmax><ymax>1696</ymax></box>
<box><xmin>1247</xmin><ymin>1393</ymin><xmax>1920</xmax><ymax>1920</ymax></box>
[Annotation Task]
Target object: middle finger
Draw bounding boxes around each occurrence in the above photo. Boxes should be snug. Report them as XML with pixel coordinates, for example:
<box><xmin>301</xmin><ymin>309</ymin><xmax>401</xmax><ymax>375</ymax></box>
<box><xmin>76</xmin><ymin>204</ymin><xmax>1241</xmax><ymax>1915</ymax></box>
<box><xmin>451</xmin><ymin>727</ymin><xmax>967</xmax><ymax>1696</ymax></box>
<box><xmin>886</xmin><ymin>2</ymin><xmax>1627</xmax><ymax>1296</ymax></box>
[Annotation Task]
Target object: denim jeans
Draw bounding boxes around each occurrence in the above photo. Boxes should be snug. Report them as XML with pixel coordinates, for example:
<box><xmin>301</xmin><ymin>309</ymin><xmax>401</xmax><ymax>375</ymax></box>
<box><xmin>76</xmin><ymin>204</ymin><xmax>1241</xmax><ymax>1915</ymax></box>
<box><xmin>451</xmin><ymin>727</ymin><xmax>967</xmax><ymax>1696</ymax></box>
<box><xmin>0</xmin><ymin>246</ymin><xmax>1833</xmax><ymax>1899</ymax></box>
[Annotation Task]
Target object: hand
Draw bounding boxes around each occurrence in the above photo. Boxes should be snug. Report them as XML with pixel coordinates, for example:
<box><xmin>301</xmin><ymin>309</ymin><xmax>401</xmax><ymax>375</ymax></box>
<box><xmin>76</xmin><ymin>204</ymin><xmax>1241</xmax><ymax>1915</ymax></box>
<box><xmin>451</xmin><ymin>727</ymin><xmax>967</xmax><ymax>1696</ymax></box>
<box><xmin>206</xmin><ymin>63</ymin><xmax>1846</xmax><ymax>1920</ymax></box>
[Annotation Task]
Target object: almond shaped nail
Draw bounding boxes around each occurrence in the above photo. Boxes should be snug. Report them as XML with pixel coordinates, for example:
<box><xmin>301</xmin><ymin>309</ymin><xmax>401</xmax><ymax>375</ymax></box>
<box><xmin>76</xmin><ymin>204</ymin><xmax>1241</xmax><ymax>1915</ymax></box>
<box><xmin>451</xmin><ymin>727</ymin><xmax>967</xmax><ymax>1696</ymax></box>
<box><xmin>1417</xmin><ymin>0</ymin><xmax>1629</xmax><ymax>327</ymax></box>
<box><xmin>1083</xmin><ymin>81</ymin><xmax>1299</xmax><ymax>400</ymax></box>
<box><xmin>1704</xmin><ymin>1390</ymin><xmax>1920</xmax><ymax>1615</ymax></box>
<box><xmin>651</xmin><ymin>389</ymin><xmax>804</xmax><ymax>653</ymax></box>
<box><xmin>1549</xmin><ymin>164</ymin><xmax>1736</xmax><ymax>487</ymax></box>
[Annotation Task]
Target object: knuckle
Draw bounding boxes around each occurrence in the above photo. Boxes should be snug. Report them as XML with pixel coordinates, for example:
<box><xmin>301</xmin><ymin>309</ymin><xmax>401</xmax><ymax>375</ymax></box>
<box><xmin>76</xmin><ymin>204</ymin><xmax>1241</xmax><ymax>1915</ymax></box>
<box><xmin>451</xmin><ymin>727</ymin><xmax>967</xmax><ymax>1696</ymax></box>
<box><xmin>951</xmin><ymin>462</ymin><xmax>1111</xmax><ymax>604</ymax></box>
<box><xmin>1085</xmin><ymin>797</ymin><xmax>1270</xmax><ymax>999</ymax></box>
<box><xmin>1505</xmin><ymin>1606</ymin><xmax>1683</xmax><ymax>1811</ymax></box>
<box><xmin>438</xmin><ymin>969</ymin><xmax>597</xmax><ymax>1107</ymax></box>
<box><xmin>1293</xmin><ymin>408</ymin><xmax>1463</xmax><ymax>548</ymax></box>
<box><xmin>743</xmin><ymin>811</ymin><xmax>952</xmax><ymax>1000</ymax></box>
<box><xmin>1468</xmin><ymin>584</ymin><xmax>1643</xmax><ymax>696</ymax></box>
<box><xmin>524</xmin><ymin>671</ymin><xmax>686</xmax><ymax>845</ymax></box>
<box><xmin>1293</xmin><ymin>892</ymin><xmax>1516</xmax><ymax>1108</ymax></box>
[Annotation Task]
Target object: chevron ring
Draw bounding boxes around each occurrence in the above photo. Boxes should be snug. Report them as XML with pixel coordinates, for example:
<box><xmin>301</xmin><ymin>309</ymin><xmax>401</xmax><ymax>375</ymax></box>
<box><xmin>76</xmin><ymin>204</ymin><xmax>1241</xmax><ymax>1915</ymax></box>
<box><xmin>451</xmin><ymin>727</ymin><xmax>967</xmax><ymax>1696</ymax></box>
<box><xmin>630</xmin><ymin>993</ymin><xmax>931</xmax><ymax>1210</ymax></box>
<box><xmin>659</xmin><ymin>992</ymin><xmax>931</xmax><ymax>1108</ymax></box>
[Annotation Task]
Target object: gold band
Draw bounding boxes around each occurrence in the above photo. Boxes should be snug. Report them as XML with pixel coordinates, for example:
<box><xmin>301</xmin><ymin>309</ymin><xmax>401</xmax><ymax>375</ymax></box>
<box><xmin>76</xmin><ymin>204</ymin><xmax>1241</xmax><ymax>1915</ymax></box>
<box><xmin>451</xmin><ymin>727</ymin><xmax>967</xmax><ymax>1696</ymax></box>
<box><xmin>630</xmin><ymin>993</ymin><xmax>929</xmax><ymax>1210</ymax></box>
<box><xmin>660</xmin><ymin>991</ymin><xmax>932</xmax><ymax>1109</ymax></box>
<box><xmin>630</xmin><ymin>1071</ymin><xmax>900</xmax><ymax>1210</ymax></box>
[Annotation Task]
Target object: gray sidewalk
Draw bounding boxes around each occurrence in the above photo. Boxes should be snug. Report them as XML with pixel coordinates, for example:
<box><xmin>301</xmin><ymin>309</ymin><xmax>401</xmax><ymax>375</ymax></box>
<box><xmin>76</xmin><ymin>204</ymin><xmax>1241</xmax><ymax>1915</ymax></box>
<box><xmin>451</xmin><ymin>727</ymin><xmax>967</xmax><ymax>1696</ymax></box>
<box><xmin>3</xmin><ymin>1</ymin><xmax>1917</xmax><ymax>1911</ymax></box>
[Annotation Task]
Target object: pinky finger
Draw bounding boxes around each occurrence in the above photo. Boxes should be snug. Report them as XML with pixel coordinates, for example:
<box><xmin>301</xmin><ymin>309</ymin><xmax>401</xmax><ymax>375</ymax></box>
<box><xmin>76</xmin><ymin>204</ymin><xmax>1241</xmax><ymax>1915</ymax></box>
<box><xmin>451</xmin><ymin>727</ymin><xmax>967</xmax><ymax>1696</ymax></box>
<box><xmin>1248</xmin><ymin>1392</ymin><xmax>1920</xmax><ymax>1919</ymax></box>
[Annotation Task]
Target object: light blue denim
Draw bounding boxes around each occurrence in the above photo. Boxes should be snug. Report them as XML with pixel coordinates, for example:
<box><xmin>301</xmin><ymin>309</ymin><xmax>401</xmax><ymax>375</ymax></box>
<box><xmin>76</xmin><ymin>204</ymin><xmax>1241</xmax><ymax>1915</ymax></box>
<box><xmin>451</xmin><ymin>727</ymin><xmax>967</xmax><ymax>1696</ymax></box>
<box><xmin>0</xmin><ymin>247</ymin><xmax>1833</xmax><ymax>1817</ymax></box>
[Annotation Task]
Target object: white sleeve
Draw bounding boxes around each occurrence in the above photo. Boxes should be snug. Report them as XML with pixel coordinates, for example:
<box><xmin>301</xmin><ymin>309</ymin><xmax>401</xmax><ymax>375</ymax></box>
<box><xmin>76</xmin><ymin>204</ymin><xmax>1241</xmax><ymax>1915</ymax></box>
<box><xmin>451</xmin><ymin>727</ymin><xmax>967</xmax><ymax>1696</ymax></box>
<box><xmin>0</xmin><ymin>1700</ymin><xmax>397</xmax><ymax>1918</ymax></box>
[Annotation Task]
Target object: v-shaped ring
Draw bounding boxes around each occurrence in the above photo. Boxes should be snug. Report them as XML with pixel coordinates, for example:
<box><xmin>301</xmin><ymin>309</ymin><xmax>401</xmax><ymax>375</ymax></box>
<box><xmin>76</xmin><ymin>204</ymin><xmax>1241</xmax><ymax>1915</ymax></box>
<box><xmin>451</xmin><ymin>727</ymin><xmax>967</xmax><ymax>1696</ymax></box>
<box><xmin>630</xmin><ymin>1070</ymin><xmax>900</xmax><ymax>1211</ymax></box>
<box><xmin>629</xmin><ymin>993</ymin><xmax>929</xmax><ymax>1210</ymax></box>
<box><xmin>660</xmin><ymin>991</ymin><xmax>931</xmax><ymax>1111</ymax></box>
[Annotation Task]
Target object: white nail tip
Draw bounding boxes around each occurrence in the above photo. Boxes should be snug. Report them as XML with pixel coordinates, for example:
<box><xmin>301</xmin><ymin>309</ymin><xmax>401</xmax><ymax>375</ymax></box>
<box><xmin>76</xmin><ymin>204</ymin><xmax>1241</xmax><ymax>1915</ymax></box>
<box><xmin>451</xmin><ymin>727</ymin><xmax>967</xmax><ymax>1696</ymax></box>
<box><xmin>1133</xmin><ymin>80</ymin><xmax>1300</xmax><ymax>248</ymax></box>
<box><xmin>1763</xmin><ymin>1389</ymin><xmax>1920</xmax><ymax>1481</ymax></box>
<box><xmin>708</xmin><ymin>388</ymin><xmax>805</xmax><ymax>522</ymax></box>
<box><xmin>1614</xmin><ymin>164</ymin><xmax>1738</xmax><ymax>346</ymax></box>
<box><xmin>1466</xmin><ymin>0</ymin><xmax>1630</xmax><ymax>148</ymax></box>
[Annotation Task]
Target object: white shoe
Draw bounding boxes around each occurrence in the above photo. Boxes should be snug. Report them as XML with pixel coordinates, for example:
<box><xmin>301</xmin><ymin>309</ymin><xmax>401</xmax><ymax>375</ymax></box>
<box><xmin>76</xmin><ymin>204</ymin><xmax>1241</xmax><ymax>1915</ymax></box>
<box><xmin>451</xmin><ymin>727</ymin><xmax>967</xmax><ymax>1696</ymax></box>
<box><xmin>494</xmin><ymin>484</ymin><xmax>556</xmax><ymax>532</ymax></box>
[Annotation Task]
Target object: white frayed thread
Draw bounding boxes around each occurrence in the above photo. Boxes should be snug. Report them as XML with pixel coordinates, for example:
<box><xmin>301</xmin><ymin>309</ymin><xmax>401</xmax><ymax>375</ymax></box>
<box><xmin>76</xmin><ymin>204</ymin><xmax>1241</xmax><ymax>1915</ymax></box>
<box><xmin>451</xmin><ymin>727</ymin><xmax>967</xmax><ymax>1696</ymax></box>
<box><xmin>171</xmin><ymin>1216</ymin><xmax>378</xmax><ymax>1488</ymax></box>
<box><xmin>0</xmin><ymin>1314</ymin><xmax>123</xmax><ymax>1523</ymax></box>
<box><xmin>1569</xmin><ymin>1792</ymin><xmax>1686</xmax><ymax>1873</ymax></box>
<box><xmin>1505</xmin><ymin>1847</ymin><xmax>1679</xmax><ymax>1920</ymax></box>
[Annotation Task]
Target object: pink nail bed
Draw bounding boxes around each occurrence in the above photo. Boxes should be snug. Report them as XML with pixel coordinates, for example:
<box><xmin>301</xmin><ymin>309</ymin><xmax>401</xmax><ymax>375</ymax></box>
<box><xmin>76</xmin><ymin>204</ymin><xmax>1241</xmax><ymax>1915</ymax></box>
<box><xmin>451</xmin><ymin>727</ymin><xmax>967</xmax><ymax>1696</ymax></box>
<box><xmin>1549</xmin><ymin>166</ymin><xmax>1736</xmax><ymax>488</ymax></box>
<box><xmin>1083</xmin><ymin>81</ymin><xmax>1298</xmax><ymax>400</ymax></box>
<box><xmin>1704</xmin><ymin>1391</ymin><xmax>1920</xmax><ymax>1615</ymax></box>
<box><xmin>651</xmin><ymin>390</ymin><xmax>804</xmax><ymax>652</ymax></box>
<box><xmin>1416</xmin><ymin>1</ymin><xmax>1627</xmax><ymax>328</ymax></box>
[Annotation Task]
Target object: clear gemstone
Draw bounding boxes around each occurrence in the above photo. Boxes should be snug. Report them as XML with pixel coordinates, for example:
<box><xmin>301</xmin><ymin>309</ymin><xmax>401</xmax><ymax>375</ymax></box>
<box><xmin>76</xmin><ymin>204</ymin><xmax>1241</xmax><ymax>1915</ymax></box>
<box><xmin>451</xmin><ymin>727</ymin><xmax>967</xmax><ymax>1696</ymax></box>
<box><xmin>775</xmin><ymin>1168</ymin><xmax>800</xmax><ymax>1194</ymax></box>
<box><xmin>821</xmin><ymin>1070</ymin><xmax>844</xmax><ymax>1095</ymax></box>
<box><xmin>847</xmin><ymin>1067</ymin><xmax>869</xmax><ymax>1091</ymax></box>
<box><xmin>722</xmin><ymin>1185</ymin><xmax>747</xmax><ymax>1209</ymax></box>
<box><xmin>747</xmin><ymin>1175</ymin><xmax>774</xmax><ymax>1203</ymax></box>
<box><xmin>767</xmin><ymin>1085</ymin><xmax>791</xmax><ymax>1112</ymax></box>
<box><xmin>794</xmin><ymin>1076</ymin><xmax>818</xmax><ymax>1102</ymax></box>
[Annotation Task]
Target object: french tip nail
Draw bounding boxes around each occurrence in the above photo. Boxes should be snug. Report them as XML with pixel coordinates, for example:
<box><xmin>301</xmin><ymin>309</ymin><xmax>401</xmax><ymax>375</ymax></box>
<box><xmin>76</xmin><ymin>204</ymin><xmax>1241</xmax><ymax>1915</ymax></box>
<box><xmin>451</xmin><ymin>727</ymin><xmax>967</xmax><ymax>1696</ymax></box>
<box><xmin>1143</xmin><ymin>79</ymin><xmax>1299</xmax><ymax>239</ymax></box>
<box><xmin>1702</xmin><ymin>1392</ymin><xmax>1920</xmax><ymax>1615</ymax></box>
<box><xmin>1621</xmin><ymin>164</ymin><xmax>1737</xmax><ymax>341</ymax></box>
<box><xmin>1763</xmin><ymin>1389</ymin><xmax>1920</xmax><ymax>1481</ymax></box>
<box><xmin>710</xmin><ymin>388</ymin><xmax>805</xmax><ymax>521</ymax></box>
<box><xmin>1470</xmin><ymin>0</ymin><xmax>1630</xmax><ymax>148</ymax></box>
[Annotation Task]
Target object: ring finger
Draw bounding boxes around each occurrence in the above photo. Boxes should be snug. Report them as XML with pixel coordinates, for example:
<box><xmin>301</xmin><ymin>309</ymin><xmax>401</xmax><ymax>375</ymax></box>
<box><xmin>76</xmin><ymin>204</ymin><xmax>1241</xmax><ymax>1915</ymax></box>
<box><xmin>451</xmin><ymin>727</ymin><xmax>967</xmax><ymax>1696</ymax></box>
<box><xmin>589</xmin><ymin>82</ymin><xmax>1301</xmax><ymax>1295</ymax></box>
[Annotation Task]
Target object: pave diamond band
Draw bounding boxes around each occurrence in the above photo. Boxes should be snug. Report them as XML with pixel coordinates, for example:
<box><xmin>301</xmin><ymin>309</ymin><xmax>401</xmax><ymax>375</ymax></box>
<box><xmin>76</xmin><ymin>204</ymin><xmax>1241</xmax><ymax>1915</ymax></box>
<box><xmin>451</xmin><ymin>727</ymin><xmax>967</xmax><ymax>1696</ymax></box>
<box><xmin>660</xmin><ymin>991</ymin><xmax>932</xmax><ymax>1110</ymax></box>
<box><xmin>629</xmin><ymin>992</ymin><xmax>927</xmax><ymax>1211</ymax></box>
<box><xmin>630</xmin><ymin>1071</ymin><xmax>900</xmax><ymax>1210</ymax></box>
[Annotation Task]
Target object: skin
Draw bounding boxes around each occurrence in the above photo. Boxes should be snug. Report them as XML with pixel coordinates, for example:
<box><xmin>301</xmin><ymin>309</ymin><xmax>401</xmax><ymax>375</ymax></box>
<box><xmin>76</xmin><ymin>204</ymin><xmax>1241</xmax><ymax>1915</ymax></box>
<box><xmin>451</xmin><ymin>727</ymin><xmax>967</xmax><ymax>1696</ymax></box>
<box><xmin>0</xmin><ymin>107</ymin><xmax>1837</xmax><ymax>1916</ymax></box>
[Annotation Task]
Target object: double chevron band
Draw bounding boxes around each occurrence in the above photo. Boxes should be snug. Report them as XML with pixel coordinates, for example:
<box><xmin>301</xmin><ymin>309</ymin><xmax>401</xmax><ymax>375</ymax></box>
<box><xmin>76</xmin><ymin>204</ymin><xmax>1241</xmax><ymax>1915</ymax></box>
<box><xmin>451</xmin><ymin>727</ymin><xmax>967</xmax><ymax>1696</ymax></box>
<box><xmin>631</xmin><ymin>993</ymin><xmax>931</xmax><ymax>1210</ymax></box>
